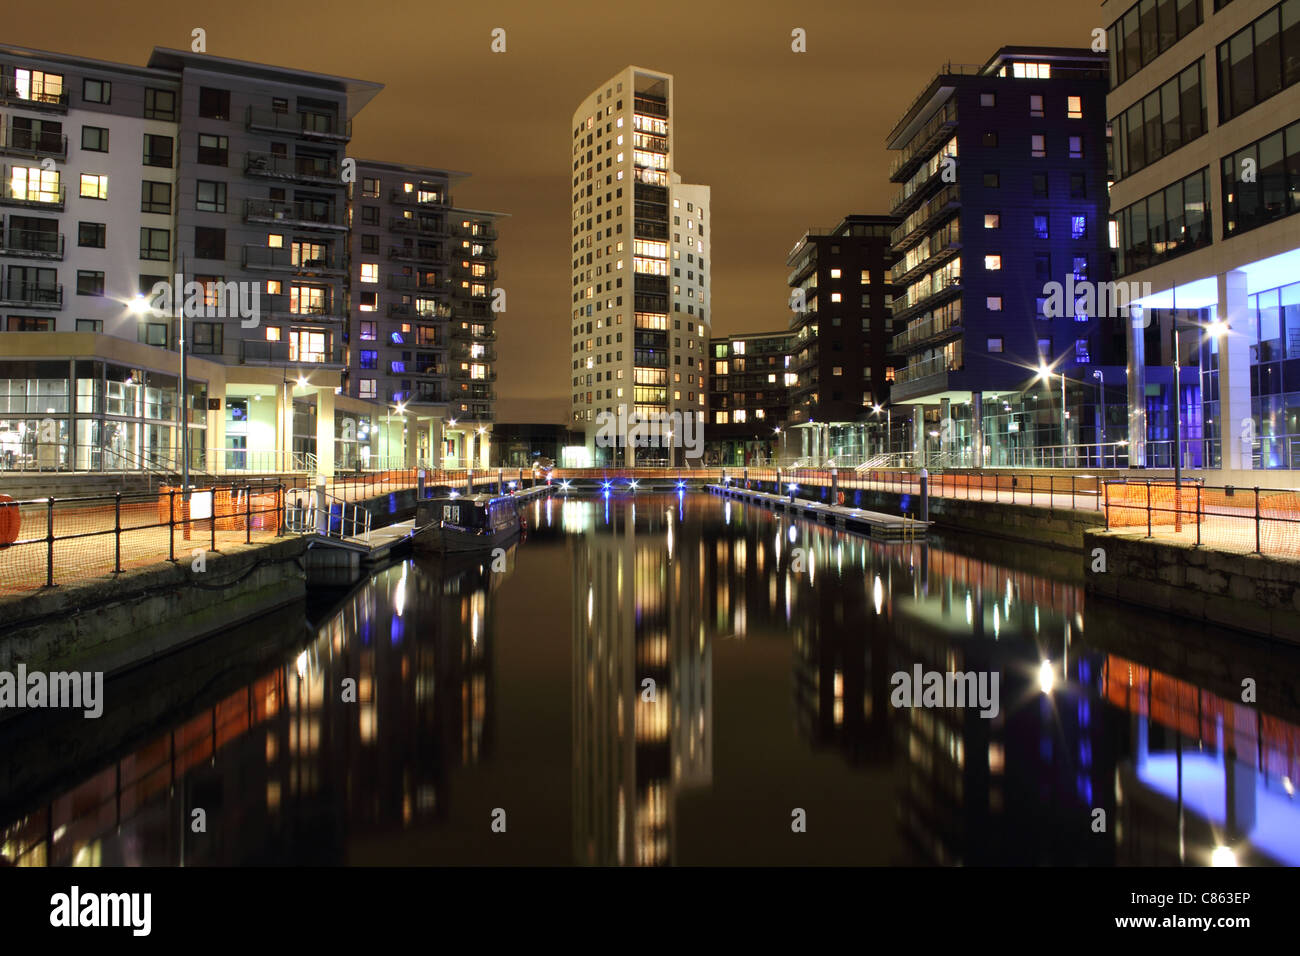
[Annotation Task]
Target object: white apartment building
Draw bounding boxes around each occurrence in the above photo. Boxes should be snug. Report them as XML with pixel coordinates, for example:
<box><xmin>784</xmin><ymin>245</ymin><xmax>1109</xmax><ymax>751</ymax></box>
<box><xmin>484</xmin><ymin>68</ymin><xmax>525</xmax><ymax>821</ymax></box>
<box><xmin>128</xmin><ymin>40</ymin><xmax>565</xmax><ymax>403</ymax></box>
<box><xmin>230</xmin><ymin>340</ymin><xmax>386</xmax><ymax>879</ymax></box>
<box><xmin>568</xmin><ymin>67</ymin><xmax>710</xmax><ymax>466</ymax></box>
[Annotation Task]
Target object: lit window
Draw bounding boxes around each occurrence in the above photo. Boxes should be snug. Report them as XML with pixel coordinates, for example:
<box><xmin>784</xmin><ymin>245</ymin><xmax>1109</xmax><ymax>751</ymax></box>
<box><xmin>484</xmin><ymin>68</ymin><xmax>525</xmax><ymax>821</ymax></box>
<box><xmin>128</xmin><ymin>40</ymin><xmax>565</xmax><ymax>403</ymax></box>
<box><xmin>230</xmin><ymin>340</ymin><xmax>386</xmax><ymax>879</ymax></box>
<box><xmin>1029</xmin><ymin>94</ymin><xmax>1044</xmax><ymax>118</ymax></box>
<box><xmin>984</xmin><ymin>255</ymin><xmax>1002</xmax><ymax>271</ymax></box>
<box><xmin>987</xmin><ymin>337</ymin><xmax>1004</xmax><ymax>353</ymax></box>
<box><xmin>360</xmin><ymin>264</ymin><xmax>379</xmax><ymax>283</ymax></box>
<box><xmin>830</xmin><ymin>268</ymin><xmax>841</xmax><ymax>278</ymax></box>
<box><xmin>986</xmin><ymin>296</ymin><xmax>1003</xmax><ymax>311</ymax></box>
<box><xmin>80</xmin><ymin>173</ymin><xmax>108</xmax><ymax>199</ymax></box>
<box><xmin>1067</xmin><ymin>95</ymin><xmax>1082</xmax><ymax>119</ymax></box>
<box><xmin>1031</xmin><ymin>134</ymin><xmax>1046</xmax><ymax>158</ymax></box>
<box><xmin>984</xmin><ymin>213</ymin><xmax>1000</xmax><ymax>229</ymax></box>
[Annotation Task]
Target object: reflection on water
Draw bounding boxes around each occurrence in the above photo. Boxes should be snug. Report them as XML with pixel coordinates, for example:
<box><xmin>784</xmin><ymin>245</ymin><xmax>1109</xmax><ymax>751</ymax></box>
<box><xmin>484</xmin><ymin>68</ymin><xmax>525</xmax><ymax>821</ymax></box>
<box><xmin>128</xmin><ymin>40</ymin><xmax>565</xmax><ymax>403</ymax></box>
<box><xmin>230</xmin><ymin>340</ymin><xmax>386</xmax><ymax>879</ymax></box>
<box><xmin>1</xmin><ymin>493</ymin><xmax>1298</xmax><ymax>866</ymax></box>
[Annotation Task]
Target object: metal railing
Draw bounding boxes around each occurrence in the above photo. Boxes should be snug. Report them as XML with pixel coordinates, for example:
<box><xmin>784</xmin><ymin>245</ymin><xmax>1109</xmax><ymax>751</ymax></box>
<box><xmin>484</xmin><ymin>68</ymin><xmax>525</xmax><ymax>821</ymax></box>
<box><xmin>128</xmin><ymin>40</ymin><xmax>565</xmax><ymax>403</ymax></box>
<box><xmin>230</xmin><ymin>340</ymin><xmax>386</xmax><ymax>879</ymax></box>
<box><xmin>1102</xmin><ymin>478</ymin><xmax>1300</xmax><ymax>557</ymax></box>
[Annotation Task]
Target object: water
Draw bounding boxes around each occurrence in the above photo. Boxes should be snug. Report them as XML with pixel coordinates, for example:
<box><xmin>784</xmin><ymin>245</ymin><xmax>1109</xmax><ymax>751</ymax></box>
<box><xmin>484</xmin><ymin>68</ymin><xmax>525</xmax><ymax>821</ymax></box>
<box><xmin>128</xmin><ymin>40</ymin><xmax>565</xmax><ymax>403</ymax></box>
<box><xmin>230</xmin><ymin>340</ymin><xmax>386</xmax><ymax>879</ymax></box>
<box><xmin>3</xmin><ymin>492</ymin><xmax>1298</xmax><ymax>866</ymax></box>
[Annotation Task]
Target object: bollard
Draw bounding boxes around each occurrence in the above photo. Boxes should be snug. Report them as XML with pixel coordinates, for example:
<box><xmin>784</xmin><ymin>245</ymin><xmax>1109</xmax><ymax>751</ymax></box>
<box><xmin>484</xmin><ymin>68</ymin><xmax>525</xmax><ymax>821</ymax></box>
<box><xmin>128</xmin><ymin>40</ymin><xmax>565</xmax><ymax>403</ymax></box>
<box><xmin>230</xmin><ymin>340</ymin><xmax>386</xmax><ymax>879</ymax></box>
<box><xmin>114</xmin><ymin>492</ymin><xmax>122</xmax><ymax>573</ymax></box>
<box><xmin>919</xmin><ymin>468</ymin><xmax>929</xmax><ymax>525</ymax></box>
<box><xmin>831</xmin><ymin>469</ymin><xmax>839</xmax><ymax>507</ymax></box>
<box><xmin>315</xmin><ymin>478</ymin><xmax>328</xmax><ymax>536</ymax></box>
<box><xmin>417</xmin><ymin>468</ymin><xmax>426</xmax><ymax>501</ymax></box>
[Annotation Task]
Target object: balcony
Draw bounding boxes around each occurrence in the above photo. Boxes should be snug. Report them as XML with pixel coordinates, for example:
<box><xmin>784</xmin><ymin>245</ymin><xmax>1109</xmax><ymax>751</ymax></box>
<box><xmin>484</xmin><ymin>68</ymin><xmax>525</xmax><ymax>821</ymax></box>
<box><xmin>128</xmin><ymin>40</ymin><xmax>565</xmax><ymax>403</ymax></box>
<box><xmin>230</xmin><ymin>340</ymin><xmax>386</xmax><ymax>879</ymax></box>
<box><xmin>389</xmin><ymin>188</ymin><xmax>449</xmax><ymax>206</ymax></box>
<box><xmin>390</xmin><ymin>216</ymin><xmax>448</xmax><ymax>237</ymax></box>
<box><xmin>452</xmin><ymin>263</ymin><xmax>497</xmax><ymax>282</ymax></box>
<box><xmin>245</xmin><ymin>199</ymin><xmax>346</xmax><ymax>231</ymax></box>
<box><xmin>451</xmin><ymin>365</ymin><xmax>497</xmax><ymax>382</ymax></box>
<box><xmin>239</xmin><ymin>340</ymin><xmax>345</xmax><ymax>367</ymax></box>
<box><xmin>0</xmin><ymin>177</ymin><xmax>64</xmax><ymax>210</ymax></box>
<box><xmin>387</xmin><ymin>245</ymin><xmax>443</xmax><ymax>265</ymax></box>
<box><xmin>891</xmin><ymin>185</ymin><xmax>960</xmax><ymax>251</ymax></box>
<box><xmin>245</xmin><ymin>106</ymin><xmax>350</xmax><ymax>142</ymax></box>
<box><xmin>0</xmin><ymin>78</ymin><xmax>69</xmax><ymax>112</ymax></box>
<box><xmin>387</xmin><ymin>275</ymin><xmax>446</xmax><ymax>293</ymax></box>
<box><xmin>454</xmin><ymin>384</ymin><xmax>497</xmax><ymax>402</ymax></box>
<box><xmin>450</xmin><ymin>222</ymin><xmax>497</xmax><ymax>241</ymax></box>
<box><xmin>451</xmin><ymin>342</ymin><xmax>496</xmax><ymax>362</ymax></box>
<box><xmin>889</xmin><ymin>102</ymin><xmax>958</xmax><ymax>184</ymax></box>
<box><xmin>1</xmin><ymin>229</ymin><xmax>64</xmax><ymax>261</ymax></box>
<box><xmin>261</xmin><ymin>293</ymin><xmax>345</xmax><ymax>322</ymax></box>
<box><xmin>388</xmin><ymin>301</ymin><xmax>452</xmax><ymax>320</ymax></box>
<box><xmin>0</xmin><ymin>125</ymin><xmax>66</xmax><ymax>161</ymax></box>
<box><xmin>892</xmin><ymin>276</ymin><xmax>962</xmax><ymax>324</ymax></box>
<box><xmin>244</xmin><ymin>152</ymin><xmax>340</xmax><ymax>185</ymax></box>
<box><xmin>242</xmin><ymin>245</ymin><xmax>345</xmax><ymax>275</ymax></box>
<box><xmin>890</xmin><ymin>354</ymin><xmax>954</xmax><ymax>402</ymax></box>
<box><xmin>889</xmin><ymin>233</ymin><xmax>961</xmax><ymax>287</ymax></box>
<box><xmin>891</xmin><ymin>311</ymin><xmax>962</xmax><ymax>354</ymax></box>
<box><xmin>449</xmin><ymin>324</ymin><xmax>495</xmax><ymax>342</ymax></box>
<box><xmin>410</xmin><ymin>362</ymin><xmax>448</xmax><ymax>378</ymax></box>
<box><xmin>0</xmin><ymin>284</ymin><xmax>62</xmax><ymax>310</ymax></box>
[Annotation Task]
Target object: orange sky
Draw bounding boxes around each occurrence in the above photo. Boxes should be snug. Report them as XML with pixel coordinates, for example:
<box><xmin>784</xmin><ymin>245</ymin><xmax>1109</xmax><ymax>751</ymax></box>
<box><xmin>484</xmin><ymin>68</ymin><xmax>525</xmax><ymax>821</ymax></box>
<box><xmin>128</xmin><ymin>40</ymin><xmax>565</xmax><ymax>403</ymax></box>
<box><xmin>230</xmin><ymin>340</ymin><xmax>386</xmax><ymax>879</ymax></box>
<box><xmin>14</xmin><ymin>0</ymin><xmax>1100</xmax><ymax>423</ymax></box>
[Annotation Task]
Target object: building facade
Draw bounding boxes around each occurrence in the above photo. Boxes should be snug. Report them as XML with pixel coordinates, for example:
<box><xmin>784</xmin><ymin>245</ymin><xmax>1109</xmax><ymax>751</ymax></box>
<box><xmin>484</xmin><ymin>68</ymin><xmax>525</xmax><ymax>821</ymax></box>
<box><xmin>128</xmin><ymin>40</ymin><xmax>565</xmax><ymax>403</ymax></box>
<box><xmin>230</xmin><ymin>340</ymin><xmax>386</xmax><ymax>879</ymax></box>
<box><xmin>705</xmin><ymin>329</ymin><xmax>792</xmax><ymax>465</ymax></box>
<box><xmin>784</xmin><ymin>214</ymin><xmax>900</xmax><ymax>463</ymax></box>
<box><xmin>885</xmin><ymin>47</ymin><xmax>1119</xmax><ymax>467</ymax></box>
<box><xmin>0</xmin><ymin>43</ymin><xmax>503</xmax><ymax>476</ymax></box>
<box><xmin>1105</xmin><ymin>0</ymin><xmax>1300</xmax><ymax>472</ymax></box>
<box><xmin>569</xmin><ymin>67</ymin><xmax>711</xmax><ymax>466</ymax></box>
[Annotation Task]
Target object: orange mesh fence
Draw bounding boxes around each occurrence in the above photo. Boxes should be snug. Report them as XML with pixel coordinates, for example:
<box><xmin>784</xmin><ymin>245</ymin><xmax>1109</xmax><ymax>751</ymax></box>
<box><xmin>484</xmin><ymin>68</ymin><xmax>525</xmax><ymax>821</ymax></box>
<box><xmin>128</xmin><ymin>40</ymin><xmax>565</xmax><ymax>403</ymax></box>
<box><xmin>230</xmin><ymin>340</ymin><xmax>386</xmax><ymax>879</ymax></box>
<box><xmin>1104</xmin><ymin>481</ymin><xmax>1300</xmax><ymax>556</ymax></box>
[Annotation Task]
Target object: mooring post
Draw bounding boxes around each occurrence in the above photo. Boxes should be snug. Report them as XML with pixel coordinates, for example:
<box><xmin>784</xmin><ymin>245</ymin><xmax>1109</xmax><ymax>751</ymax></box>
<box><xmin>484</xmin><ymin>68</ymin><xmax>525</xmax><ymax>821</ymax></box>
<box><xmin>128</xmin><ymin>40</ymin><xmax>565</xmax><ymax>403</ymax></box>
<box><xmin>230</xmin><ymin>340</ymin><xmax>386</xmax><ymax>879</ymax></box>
<box><xmin>920</xmin><ymin>468</ymin><xmax>930</xmax><ymax>524</ymax></box>
<box><xmin>315</xmin><ymin>477</ymin><xmax>328</xmax><ymax>536</ymax></box>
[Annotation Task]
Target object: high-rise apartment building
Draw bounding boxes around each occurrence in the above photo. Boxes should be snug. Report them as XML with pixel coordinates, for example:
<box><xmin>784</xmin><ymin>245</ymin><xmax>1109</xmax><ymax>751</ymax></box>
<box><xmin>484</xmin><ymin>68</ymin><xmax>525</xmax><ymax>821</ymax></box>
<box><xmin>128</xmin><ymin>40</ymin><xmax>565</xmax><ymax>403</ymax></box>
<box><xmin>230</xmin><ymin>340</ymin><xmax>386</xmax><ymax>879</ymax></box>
<box><xmin>885</xmin><ymin>47</ymin><xmax>1116</xmax><ymax>467</ymax></box>
<box><xmin>569</xmin><ymin>67</ymin><xmax>710</xmax><ymax>466</ymax></box>
<box><xmin>784</xmin><ymin>215</ymin><xmax>899</xmax><ymax>462</ymax></box>
<box><xmin>0</xmin><ymin>43</ymin><xmax>503</xmax><ymax>476</ymax></box>
<box><xmin>706</xmin><ymin>329</ymin><xmax>793</xmax><ymax>465</ymax></box>
<box><xmin>348</xmin><ymin>160</ymin><xmax>503</xmax><ymax>469</ymax></box>
<box><xmin>1105</xmin><ymin>0</ymin><xmax>1300</xmax><ymax>472</ymax></box>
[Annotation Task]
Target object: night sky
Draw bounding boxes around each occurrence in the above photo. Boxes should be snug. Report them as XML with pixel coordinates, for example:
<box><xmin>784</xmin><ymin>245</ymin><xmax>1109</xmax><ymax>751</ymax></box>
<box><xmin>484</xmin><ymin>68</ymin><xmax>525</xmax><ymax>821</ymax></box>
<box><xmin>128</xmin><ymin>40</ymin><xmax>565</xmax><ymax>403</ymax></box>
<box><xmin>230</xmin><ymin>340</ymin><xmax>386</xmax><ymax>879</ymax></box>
<box><xmin>21</xmin><ymin>0</ymin><xmax>1098</xmax><ymax>422</ymax></box>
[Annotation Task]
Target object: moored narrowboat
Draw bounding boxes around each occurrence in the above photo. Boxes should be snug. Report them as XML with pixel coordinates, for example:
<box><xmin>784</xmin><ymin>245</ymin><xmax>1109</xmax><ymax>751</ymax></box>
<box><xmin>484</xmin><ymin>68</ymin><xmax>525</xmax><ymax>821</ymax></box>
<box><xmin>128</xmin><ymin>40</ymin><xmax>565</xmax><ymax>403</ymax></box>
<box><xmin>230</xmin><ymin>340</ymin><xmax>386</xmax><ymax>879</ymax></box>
<box><xmin>414</xmin><ymin>493</ymin><xmax>521</xmax><ymax>554</ymax></box>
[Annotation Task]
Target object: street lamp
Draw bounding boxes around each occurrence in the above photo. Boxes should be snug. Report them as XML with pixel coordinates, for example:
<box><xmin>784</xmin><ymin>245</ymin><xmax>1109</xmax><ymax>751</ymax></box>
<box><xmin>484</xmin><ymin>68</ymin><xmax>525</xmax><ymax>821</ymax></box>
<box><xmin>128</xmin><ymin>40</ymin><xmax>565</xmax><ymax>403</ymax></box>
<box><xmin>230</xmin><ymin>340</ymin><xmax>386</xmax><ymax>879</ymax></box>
<box><xmin>872</xmin><ymin>403</ymin><xmax>891</xmax><ymax>458</ymax></box>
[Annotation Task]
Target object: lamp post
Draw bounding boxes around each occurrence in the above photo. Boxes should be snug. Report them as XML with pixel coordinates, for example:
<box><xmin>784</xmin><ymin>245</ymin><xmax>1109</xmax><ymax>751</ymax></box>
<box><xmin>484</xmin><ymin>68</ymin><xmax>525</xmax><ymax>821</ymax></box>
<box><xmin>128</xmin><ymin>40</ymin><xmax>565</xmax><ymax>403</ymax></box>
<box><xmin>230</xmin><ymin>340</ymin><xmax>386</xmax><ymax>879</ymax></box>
<box><xmin>1092</xmin><ymin>369</ymin><xmax>1105</xmax><ymax>467</ymax></box>
<box><xmin>387</xmin><ymin>401</ymin><xmax>407</xmax><ymax>468</ymax></box>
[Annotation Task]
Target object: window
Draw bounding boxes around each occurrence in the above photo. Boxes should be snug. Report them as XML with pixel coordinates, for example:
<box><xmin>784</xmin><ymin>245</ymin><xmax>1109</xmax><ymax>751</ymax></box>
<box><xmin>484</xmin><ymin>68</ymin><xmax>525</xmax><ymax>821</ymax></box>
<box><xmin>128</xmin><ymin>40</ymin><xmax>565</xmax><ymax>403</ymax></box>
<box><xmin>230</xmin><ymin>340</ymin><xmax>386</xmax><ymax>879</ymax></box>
<box><xmin>197</xmin><ymin>134</ymin><xmax>228</xmax><ymax>166</ymax></box>
<box><xmin>1109</xmin><ymin>0</ymin><xmax>1203</xmax><ymax>86</ymax></box>
<box><xmin>78</xmin><ymin>222</ymin><xmax>105</xmax><ymax>248</ymax></box>
<box><xmin>79</xmin><ymin>174</ymin><xmax>107</xmax><ymax>199</ymax></box>
<box><xmin>987</xmin><ymin>336</ymin><xmax>1004</xmax><ymax>352</ymax></box>
<box><xmin>359</xmin><ymin>379</ymin><xmax>377</xmax><ymax>399</ymax></box>
<box><xmin>984</xmin><ymin>254</ymin><xmax>1002</xmax><ymax>270</ymax></box>
<box><xmin>984</xmin><ymin>213</ymin><xmax>1001</xmax><ymax>229</ymax></box>
<box><xmin>361</xmin><ymin>206</ymin><xmax>379</xmax><ymax>225</ymax></box>
<box><xmin>359</xmin><ymin>321</ymin><xmax>377</xmax><ymax>340</ymax></box>
<box><xmin>982</xmin><ymin>132</ymin><xmax>998</xmax><ymax>147</ymax></box>
<box><xmin>360</xmin><ymin>264</ymin><xmax>379</xmax><ymax>283</ymax></box>
<box><xmin>1031</xmin><ymin>134</ymin><xmax>1046</xmax><ymax>158</ymax></box>
<box><xmin>81</xmin><ymin>126</ymin><xmax>108</xmax><ymax>152</ymax></box>
<box><xmin>1216</xmin><ymin>1</ymin><xmax>1300</xmax><ymax>123</ymax></box>
<box><xmin>1033</xmin><ymin>173</ymin><xmax>1049</xmax><ymax>198</ymax></box>
<box><xmin>1071</xmin><ymin>214</ymin><xmax>1088</xmax><ymax>239</ymax></box>
<box><xmin>1034</xmin><ymin>214</ymin><xmax>1050</xmax><ymax>239</ymax></box>
<box><xmin>1030</xmin><ymin>94</ymin><xmax>1044</xmax><ymax>117</ymax></box>
<box><xmin>140</xmin><ymin>227</ymin><xmax>170</xmax><ymax>261</ymax></box>
<box><xmin>1069</xmin><ymin>136</ymin><xmax>1083</xmax><ymax>159</ymax></box>
<box><xmin>195</xmin><ymin>180</ymin><xmax>226</xmax><ymax>213</ymax></box>
<box><xmin>1067</xmin><ymin>95</ymin><xmax>1083</xmax><ymax>119</ymax></box>
<box><xmin>1075</xmin><ymin>338</ymin><xmax>1091</xmax><ymax>363</ymax></box>
<box><xmin>1069</xmin><ymin>174</ymin><xmax>1087</xmax><ymax>198</ymax></box>
<box><xmin>986</xmin><ymin>296</ymin><xmax>1003</xmax><ymax>311</ymax></box>
<box><xmin>76</xmin><ymin>271</ymin><xmax>105</xmax><ymax>296</ymax></box>
<box><xmin>359</xmin><ymin>350</ymin><xmax>378</xmax><ymax>369</ymax></box>
<box><xmin>195</xmin><ymin>227</ymin><xmax>225</xmax><ymax>260</ymax></box>
<box><xmin>8</xmin><ymin>317</ymin><xmax>54</xmax><ymax>331</ymax></box>
<box><xmin>362</xmin><ymin>178</ymin><xmax>380</xmax><ymax>198</ymax></box>
<box><xmin>361</xmin><ymin>234</ymin><xmax>379</xmax><ymax>253</ymax></box>
<box><xmin>1035</xmin><ymin>254</ymin><xmax>1052</xmax><ymax>280</ymax></box>
<box><xmin>141</xmin><ymin>180</ymin><xmax>171</xmax><ymax>215</ymax></box>
<box><xmin>860</xmin><ymin>269</ymin><xmax>871</xmax><ymax>283</ymax></box>
<box><xmin>76</xmin><ymin>319</ymin><xmax>103</xmax><ymax>332</ymax></box>
<box><xmin>980</xmin><ymin>92</ymin><xmax>996</xmax><ymax>107</ymax></box>
<box><xmin>983</xmin><ymin>172</ymin><xmax>1000</xmax><ymax>188</ymax></box>
<box><xmin>144</xmin><ymin>88</ymin><xmax>176</xmax><ymax>120</ymax></box>
<box><xmin>199</xmin><ymin>87</ymin><xmax>231</xmax><ymax>120</ymax></box>
<box><xmin>12</xmin><ymin>69</ymin><xmax>63</xmax><ymax>106</ymax></box>
<box><xmin>143</xmin><ymin>134</ymin><xmax>173</xmax><ymax>168</ymax></box>
<box><xmin>1220</xmin><ymin>120</ymin><xmax>1300</xmax><ymax>238</ymax></box>
<box><xmin>82</xmin><ymin>78</ymin><xmax>110</xmax><ymax>104</ymax></box>
<box><xmin>1072</xmin><ymin>256</ymin><xmax>1089</xmax><ymax>280</ymax></box>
